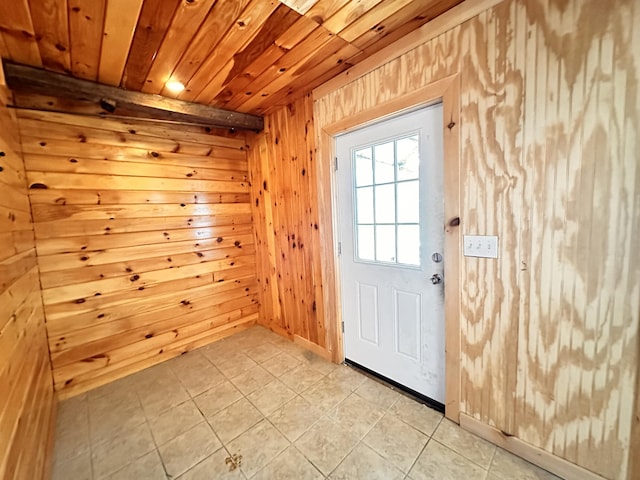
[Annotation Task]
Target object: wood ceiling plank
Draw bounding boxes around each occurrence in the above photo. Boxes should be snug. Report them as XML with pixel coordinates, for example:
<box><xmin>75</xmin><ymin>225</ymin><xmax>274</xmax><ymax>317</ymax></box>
<box><xmin>277</xmin><ymin>0</ymin><xmax>320</xmax><ymax>15</ymax></box>
<box><xmin>142</xmin><ymin>0</ymin><xmax>217</xmax><ymax>95</ymax></box>
<box><xmin>222</xmin><ymin>25</ymin><xmax>335</xmax><ymax>111</ymax></box>
<box><xmin>0</xmin><ymin>0</ymin><xmax>42</xmax><ymax>66</ymax></box>
<box><xmin>160</xmin><ymin>0</ymin><xmax>252</xmax><ymax>98</ymax></box>
<box><xmin>238</xmin><ymin>36</ymin><xmax>359</xmax><ymax>111</ymax></box>
<box><xmin>351</xmin><ymin>0</ymin><xmax>464</xmax><ymax>53</ymax></box>
<box><xmin>122</xmin><ymin>0</ymin><xmax>182</xmax><ymax>91</ymax></box>
<box><xmin>337</xmin><ymin>0</ymin><xmax>414</xmax><ymax>42</ymax></box>
<box><xmin>180</xmin><ymin>0</ymin><xmax>281</xmax><ymax>103</ymax></box>
<box><xmin>195</xmin><ymin>4</ymin><xmax>302</xmax><ymax>105</ymax></box>
<box><xmin>68</xmin><ymin>0</ymin><xmax>106</xmax><ymax>80</ymax></box>
<box><xmin>212</xmin><ymin>14</ymin><xmax>318</xmax><ymax>106</ymax></box>
<box><xmin>27</xmin><ymin>0</ymin><xmax>71</xmax><ymax>73</ymax></box>
<box><xmin>304</xmin><ymin>0</ymin><xmax>350</xmax><ymax>24</ymax></box>
<box><xmin>4</xmin><ymin>62</ymin><xmax>264</xmax><ymax>130</ymax></box>
<box><xmin>322</xmin><ymin>0</ymin><xmax>385</xmax><ymax>35</ymax></box>
<box><xmin>242</xmin><ymin>37</ymin><xmax>360</xmax><ymax>113</ymax></box>
<box><xmin>0</xmin><ymin>34</ymin><xmax>8</xmax><ymax>60</ymax></box>
<box><xmin>98</xmin><ymin>0</ymin><xmax>144</xmax><ymax>86</ymax></box>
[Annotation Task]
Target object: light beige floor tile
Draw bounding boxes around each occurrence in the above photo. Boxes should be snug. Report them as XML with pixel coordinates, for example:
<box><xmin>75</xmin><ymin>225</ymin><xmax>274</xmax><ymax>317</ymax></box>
<box><xmin>300</xmin><ymin>353</ymin><xmax>338</xmax><ymax>375</ymax></box>
<box><xmin>389</xmin><ymin>396</ymin><xmax>443</xmax><ymax>436</ymax></box>
<box><xmin>295</xmin><ymin>417</ymin><xmax>360</xmax><ymax>476</ymax></box>
<box><xmin>330</xmin><ymin>442</ymin><xmax>405</xmax><ymax>480</ymax></box>
<box><xmin>87</xmin><ymin>376</ymin><xmax>136</xmax><ymax>402</ymax></box>
<box><xmin>409</xmin><ymin>439</ymin><xmax>487</xmax><ymax>480</ymax></box>
<box><xmin>302</xmin><ymin>377</ymin><xmax>351</xmax><ymax>412</ymax></box>
<box><xmin>199</xmin><ymin>337</ymin><xmax>239</xmax><ymax>362</ymax></box>
<box><xmin>148</xmin><ymin>399</ymin><xmax>204</xmax><ymax>446</ymax></box>
<box><xmin>489</xmin><ymin>448</ymin><xmax>561</xmax><ymax>480</ymax></box>
<box><xmin>158</xmin><ymin>422</ymin><xmax>222</xmax><ymax>478</ymax></box>
<box><xmin>194</xmin><ymin>380</ymin><xmax>243</xmax><ymax>418</ymax></box>
<box><xmin>226</xmin><ymin>419</ymin><xmax>290</xmax><ymax>478</ymax></box>
<box><xmin>325</xmin><ymin>365</ymin><xmax>367</xmax><ymax>391</ymax></box>
<box><xmin>355</xmin><ymin>377</ymin><xmax>404</xmax><ymax>410</ymax></box>
<box><xmin>253</xmin><ymin>446</ymin><xmax>323</xmax><ymax>480</ymax></box>
<box><xmin>56</xmin><ymin>393</ymin><xmax>88</xmax><ymax>427</ymax></box>
<box><xmin>328</xmin><ymin>393</ymin><xmax>384</xmax><ymax>438</ymax></box>
<box><xmin>138</xmin><ymin>379</ymin><xmax>191</xmax><ymax>418</ymax></box>
<box><xmin>262</xmin><ymin>352</ymin><xmax>301</xmax><ymax>377</ymax></box>
<box><xmin>166</xmin><ymin>350</ymin><xmax>212</xmax><ymax>373</ymax></box>
<box><xmin>91</xmin><ymin>422</ymin><xmax>156</xmax><ymax>479</ymax></box>
<box><xmin>246</xmin><ymin>341</ymin><xmax>282</xmax><ymax>363</ymax></box>
<box><xmin>268</xmin><ymin>395</ymin><xmax>323</xmax><ymax>442</ymax></box>
<box><xmin>433</xmin><ymin>418</ymin><xmax>495</xmax><ymax>469</ymax></box>
<box><xmin>363</xmin><ymin>413</ymin><xmax>428</xmax><ymax>473</ymax></box>
<box><xmin>52</xmin><ymin>450</ymin><xmax>92</xmax><ymax>480</ymax></box>
<box><xmin>247</xmin><ymin>379</ymin><xmax>297</xmax><ymax>416</ymax></box>
<box><xmin>209</xmin><ymin>398</ymin><xmax>264</xmax><ymax>444</ymax></box>
<box><xmin>54</xmin><ymin>417</ymin><xmax>90</xmax><ymax>461</ymax></box>
<box><xmin>230</xmin><ymin>365</ymin><xmax>276</xmax><ymax>395</ymax></box>
<box><xmin>177</xmin><ymin>448</ymin><xmax>245</xmax><ymax>479</ymax></box>
<box><xmin>89</xmin><ymin>390</ymin><xmax>146</xmax><ymax>443</ymax></box>
<box><xmin>280</xmin><ymin>365</ymin><xmax>325</xmax><ymax>393</ymax></box>
<box><xmin>168</xmin><ymin>352</ymin><xmax>227</xmax><ymax>396</ymax></box>
<box><xmin>215</xmin><ymin>353</ymin><xmax>258</xmax><ymax>379</ymax></box>
<box><xmin>105</xmin><ymin>449</ymin><xmax>166</xmax><ymax>480</ymax></box>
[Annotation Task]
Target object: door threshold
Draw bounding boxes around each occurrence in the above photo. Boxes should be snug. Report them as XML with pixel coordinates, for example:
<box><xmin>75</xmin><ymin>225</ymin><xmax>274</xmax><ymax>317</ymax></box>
<box><xmin>344</xmin><ymin>358</ymin><xmax>445</xmax><ymax>414</ymax></box>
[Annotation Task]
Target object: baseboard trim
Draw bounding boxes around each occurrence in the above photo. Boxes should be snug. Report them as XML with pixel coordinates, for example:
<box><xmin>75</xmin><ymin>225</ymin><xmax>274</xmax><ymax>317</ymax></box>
<box><xmin>293</xmin><ymin>335</ymin><xmax>333</xmax><ymax>361</ymax></box>
<box><xmin>459</xmin><ymin>414</ymin><xmax>607</xmax><ymax>480</ymax></box>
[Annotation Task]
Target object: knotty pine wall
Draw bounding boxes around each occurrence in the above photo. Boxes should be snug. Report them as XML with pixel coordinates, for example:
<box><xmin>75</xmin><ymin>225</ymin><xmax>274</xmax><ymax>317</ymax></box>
<box><xmin>0</xmin><ymin>70</ymin><xmax>55</xmax><ymax>479</ymax></box>
<box><xmin>247</xmin><ymin>95</ymin><xmax>327</xmax><ymax>354</ymax></box>
<box><xmin>253</xmin><ymin>0</ymin><xmax>640</xmax><ymax>478</ymax></box>
<box><xmin>17</xmin><ymin>110</ymin><xmax>259</xmax><ymax>399</ymax></box>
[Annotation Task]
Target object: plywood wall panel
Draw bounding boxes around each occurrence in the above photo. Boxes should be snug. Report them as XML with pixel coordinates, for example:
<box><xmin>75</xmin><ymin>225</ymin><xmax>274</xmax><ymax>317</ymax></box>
<box><xmin>18</xmin><ymin>110</ymin><xmax>259</xmax><ymax>397</ymax></box>
<box><xmin>0</xmin><ymin>70</ymin><xmax>54</xmax><ymax>480</ymax></box>
<box><xmin>308</xmin><ymin>0</ymin><xmax>640</xmax><ymax>478</ymax></box>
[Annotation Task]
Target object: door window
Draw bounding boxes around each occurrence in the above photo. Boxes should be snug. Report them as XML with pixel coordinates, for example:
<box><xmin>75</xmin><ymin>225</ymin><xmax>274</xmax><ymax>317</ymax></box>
<box><xmin>352</xmin><ymin>134</ymin><xmax>420</xmax><ymax>266</ymax></box>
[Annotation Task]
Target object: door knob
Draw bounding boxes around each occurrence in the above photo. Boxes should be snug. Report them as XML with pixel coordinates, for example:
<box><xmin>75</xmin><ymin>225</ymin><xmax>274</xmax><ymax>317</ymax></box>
<box><xmin>430</xmin><ymin>274</ymin><xmax>442</xmax><ymax>284</ymax></box>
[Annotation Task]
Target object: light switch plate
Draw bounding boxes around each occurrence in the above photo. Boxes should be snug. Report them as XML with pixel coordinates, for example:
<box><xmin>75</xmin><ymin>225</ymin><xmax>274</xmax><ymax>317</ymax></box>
<box><xmin>463</xmin><ymin>235</ymin><xmax>498</xmax><ymax>258</ymax></box>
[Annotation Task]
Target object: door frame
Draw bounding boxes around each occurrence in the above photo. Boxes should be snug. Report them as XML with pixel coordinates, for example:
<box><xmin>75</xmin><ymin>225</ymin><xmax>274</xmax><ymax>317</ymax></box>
<box><xmin>314</xmin><ymin>74</ymin><xmax>461</xmax><ymax>422</ymax></box>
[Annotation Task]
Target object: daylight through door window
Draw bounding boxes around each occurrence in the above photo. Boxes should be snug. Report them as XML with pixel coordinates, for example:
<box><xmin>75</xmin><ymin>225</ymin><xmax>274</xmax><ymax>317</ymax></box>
<box><xmin>352</xmin><ymin>133</ymin><xmax>420</xmax><ymax>267</ymax></box>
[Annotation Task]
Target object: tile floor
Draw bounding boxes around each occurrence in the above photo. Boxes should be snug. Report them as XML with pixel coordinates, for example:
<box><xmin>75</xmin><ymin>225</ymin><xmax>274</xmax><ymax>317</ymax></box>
<box><xmin>52</xmin><ymin>326</ymin><xmax>562</xmax><ymax>480</ymax></box>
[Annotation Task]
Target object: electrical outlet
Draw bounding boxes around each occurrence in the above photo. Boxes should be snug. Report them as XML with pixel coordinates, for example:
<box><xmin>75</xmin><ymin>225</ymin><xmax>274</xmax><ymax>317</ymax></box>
<box><xmin>463</xmin><ymin>235</ymin><xmax>498</xmax><ymax>258</ymax></box>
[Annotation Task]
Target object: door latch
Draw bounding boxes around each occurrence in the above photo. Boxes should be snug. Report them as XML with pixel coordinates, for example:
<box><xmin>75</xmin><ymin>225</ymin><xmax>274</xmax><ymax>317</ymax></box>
<box><xmin>430</xmin><ymin>274</ymin><xmax>442</xmax><ymax>285</ymax></box>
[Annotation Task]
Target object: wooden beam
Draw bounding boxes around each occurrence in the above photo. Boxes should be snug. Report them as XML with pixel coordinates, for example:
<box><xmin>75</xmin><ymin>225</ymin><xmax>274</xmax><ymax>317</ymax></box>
<box><xmin>2</xmin><ymin>61</ymin><xmax>264</xmax><ymax>131</ymax></box>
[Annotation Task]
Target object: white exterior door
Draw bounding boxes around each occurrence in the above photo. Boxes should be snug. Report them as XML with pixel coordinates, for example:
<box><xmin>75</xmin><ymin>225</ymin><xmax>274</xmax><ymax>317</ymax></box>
<box><xmin>336</xmin><ymin>105</ymin><xmax>445</xmax><ymax>403</ymax></box>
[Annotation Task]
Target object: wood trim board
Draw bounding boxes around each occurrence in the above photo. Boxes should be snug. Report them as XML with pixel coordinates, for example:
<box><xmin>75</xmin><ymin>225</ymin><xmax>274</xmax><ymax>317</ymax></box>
<box><xmin>313</xmin><ymin>0</ymin><xmax>504</xmax><ymax>99</ymax></box>
<box><xmin>460</xmin><ymin>413</ymin><xmax>608</xmax><ymax>480</ymax></box>
<box><xmin>314</xmin><ymin>75</ymin><xmax>462</xmax><ymax>422</ymax></box>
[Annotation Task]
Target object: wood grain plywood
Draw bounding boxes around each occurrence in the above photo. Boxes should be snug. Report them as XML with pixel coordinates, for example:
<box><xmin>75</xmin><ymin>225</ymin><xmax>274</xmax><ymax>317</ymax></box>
<box><xmin>18</xmin><ymin>110</ymin><xmax>259</xmax><ymax>397</ymax></box>
<box><xmin>312</xmin><ymin>0</ymin><xmax>640</xmax><ymax>478</ymax></box>
<box><xmin>0</xmin><ymin>67</ymin><xmax>54</xmax><ymax>480</ymax></box>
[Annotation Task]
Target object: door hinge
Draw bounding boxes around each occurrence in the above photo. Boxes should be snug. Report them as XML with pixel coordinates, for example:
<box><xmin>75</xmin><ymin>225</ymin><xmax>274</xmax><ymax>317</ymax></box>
<box><xmin>337</xmin><ymin>241</ymin><xmax>342</xmax><ymax>255</ymax></box>
<box><xmin>341</xmin><ymin>321</ymin><xmax>344</xmax><ymax>333</ymax></box>
<box><xmin>334</xmin><ymin>157</ymin><xmax>338</xmax><ymax>171</ymax></box>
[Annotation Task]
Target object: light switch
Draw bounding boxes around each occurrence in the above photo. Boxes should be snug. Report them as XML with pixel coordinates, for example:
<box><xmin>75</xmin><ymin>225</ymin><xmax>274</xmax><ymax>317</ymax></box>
<box><xmin>463</xmin><ymin>235</ymin><xmax>498</xmax><ymax>258</ymax></box>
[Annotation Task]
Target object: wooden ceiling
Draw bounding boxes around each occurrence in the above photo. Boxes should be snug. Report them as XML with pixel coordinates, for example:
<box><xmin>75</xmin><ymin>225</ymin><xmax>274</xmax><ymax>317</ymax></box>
<box><xmin>0</xmin><ymin>0</ymin><xmax>462</xmax><ymax>116</ymax></box>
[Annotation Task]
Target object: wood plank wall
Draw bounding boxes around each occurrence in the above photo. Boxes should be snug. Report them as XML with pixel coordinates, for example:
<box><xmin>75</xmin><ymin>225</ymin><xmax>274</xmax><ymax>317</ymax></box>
<box><xmin>250</xmin><ymin>0</ymin><xmax>640</xmax><ymax>478</ymax></box>
<box><xmin>247</xmin><ymin>94</ymin><xmax>329</xmax><ymax>356</ymax></box>
<box><xmin>0</xmin><ymin>69</ymin><xmax>55</xmax><ymax>479</ymax></box>
<box><xmin>17</xmin><ymin>110</ymin><xmax>259</xmax><ymax>398</ymax></box>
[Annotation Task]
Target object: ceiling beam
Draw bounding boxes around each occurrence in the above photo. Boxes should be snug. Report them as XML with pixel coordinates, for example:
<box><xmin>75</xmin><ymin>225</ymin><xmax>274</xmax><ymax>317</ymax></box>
<box><xmin>2</xmin><ymin>61</ymin><xmax>264</xmax><ymax>131</ymax></box>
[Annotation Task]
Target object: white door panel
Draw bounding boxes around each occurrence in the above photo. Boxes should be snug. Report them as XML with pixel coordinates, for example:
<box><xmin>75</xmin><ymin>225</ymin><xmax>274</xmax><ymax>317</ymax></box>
<box><xmin>337</xmin><ymin>105</ymin><xmax>445</xmax><ymax>403</ymax></box>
